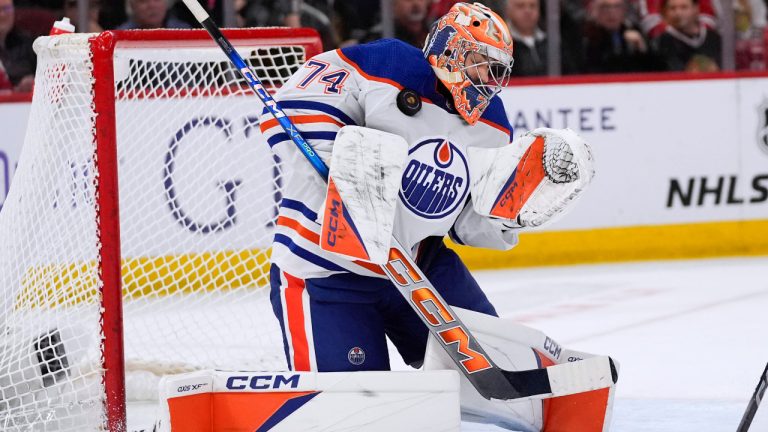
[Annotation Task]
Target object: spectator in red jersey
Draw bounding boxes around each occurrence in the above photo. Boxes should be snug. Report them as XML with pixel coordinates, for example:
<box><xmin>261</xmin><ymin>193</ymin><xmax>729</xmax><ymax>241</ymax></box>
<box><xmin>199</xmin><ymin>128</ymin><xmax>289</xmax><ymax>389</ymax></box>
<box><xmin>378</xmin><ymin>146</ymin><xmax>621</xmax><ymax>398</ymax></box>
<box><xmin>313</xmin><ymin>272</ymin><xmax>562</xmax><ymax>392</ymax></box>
<box><xmin>635</xmin><ymin>0</ymin><xmax>719</xmax><ymax>38</ymax></box>
<box><xmin>0</xmin><ymin>0</ymin><xmax>35</xmax><ymax>92</ymax></box>
<box><xmin>652</xmin><ymin>0</ymin><xmax>722</xmax><ymax>71</ymax></box>
<box><xmin>506</xmin><ymin>0</ymin><xmax>547</xmax><ymax>76</ymax></box>
<box><xmin>582</xmin><ymin>0</ymin><xmax>660</xmax><ymax>73</ymax></box>
<box><xmin>733</xmin><ymin>0</ymin><xmax>767</xmax><ymax>70</ymax></box>
<box><xmin>117</xmin><ymin>0</ymin><xmax>191</xmax><ymax>30</ymax></box>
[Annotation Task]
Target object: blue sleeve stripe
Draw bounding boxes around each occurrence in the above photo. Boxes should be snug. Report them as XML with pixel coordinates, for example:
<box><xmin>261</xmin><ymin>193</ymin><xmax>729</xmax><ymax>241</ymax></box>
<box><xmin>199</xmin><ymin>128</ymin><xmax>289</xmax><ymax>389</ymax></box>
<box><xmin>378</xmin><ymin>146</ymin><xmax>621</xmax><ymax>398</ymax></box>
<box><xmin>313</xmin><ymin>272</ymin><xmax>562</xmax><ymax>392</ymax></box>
<box><xmin>267</xmin><ymin>131</ymin><xmax>338</xmax><ymax>148</ymax></box>
<box><xmin>479</xmin><ymin>98</ymin><xmax>514</xmax><ymax>137</ymax></box>
<box><xmin>280</xmin><ymin>198</ymin><xmax>319</xmax><ymax>222</ymax></box>
<box><xmin>449</xmin><ymin>226</ymin><xmax>466</xmax><ymax>245</ymax></box>
<box><xmin>262</xmin><ymin>100</ymin><xmax>357</xmax><ymax>126</ymax></box>
<box><xmin>274</xmin><ymin>234</ymin><xmax>346</xmax><ymax>272</ymax></box>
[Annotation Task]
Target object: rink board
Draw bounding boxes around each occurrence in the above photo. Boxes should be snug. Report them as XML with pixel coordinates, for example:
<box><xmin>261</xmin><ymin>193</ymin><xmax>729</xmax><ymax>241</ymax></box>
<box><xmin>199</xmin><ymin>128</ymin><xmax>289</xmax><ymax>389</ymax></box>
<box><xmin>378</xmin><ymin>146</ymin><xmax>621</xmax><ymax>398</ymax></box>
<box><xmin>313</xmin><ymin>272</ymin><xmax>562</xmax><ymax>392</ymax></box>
<box><xmin>452</xmin><ymin>218</ymin><xmax>768</xmax><ymax>269</ymax></box>
<box><xmin>2</xmin><ymin>73</ymin><xmax>768</xmax><ymax>268</ymax></box>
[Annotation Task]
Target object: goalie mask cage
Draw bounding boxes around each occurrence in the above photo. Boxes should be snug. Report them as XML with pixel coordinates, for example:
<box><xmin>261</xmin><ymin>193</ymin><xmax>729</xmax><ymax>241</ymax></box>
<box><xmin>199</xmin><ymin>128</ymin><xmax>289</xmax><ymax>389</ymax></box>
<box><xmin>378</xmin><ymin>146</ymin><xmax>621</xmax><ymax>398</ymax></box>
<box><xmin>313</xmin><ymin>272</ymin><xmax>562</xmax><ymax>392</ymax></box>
<box><xmin>0</xmin><ymin>29</ymin><xmax>322</xmax><ymax>431</ymax></box>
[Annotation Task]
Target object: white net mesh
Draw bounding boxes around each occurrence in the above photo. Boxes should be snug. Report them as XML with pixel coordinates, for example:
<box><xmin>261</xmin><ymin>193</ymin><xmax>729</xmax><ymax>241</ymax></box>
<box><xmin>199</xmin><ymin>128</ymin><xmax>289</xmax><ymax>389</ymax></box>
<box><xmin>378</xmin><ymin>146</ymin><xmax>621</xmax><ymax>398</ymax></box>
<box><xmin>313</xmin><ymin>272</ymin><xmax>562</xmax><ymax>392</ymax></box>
<box><xmin>0</xmin><ymin>30</ymin><xmax>315</xmax><ymax>430</ymax></box>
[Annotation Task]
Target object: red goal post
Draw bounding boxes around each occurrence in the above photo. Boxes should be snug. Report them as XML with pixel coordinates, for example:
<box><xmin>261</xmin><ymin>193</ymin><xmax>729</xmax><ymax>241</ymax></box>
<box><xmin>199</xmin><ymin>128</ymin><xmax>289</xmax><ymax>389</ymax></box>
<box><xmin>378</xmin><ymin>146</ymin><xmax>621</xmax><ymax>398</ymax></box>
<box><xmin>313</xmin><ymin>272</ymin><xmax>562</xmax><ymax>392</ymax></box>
<box><xmin>0</xmin><ymin>28</ymin><xmax>321</xmax><ymax>431</ymax></box>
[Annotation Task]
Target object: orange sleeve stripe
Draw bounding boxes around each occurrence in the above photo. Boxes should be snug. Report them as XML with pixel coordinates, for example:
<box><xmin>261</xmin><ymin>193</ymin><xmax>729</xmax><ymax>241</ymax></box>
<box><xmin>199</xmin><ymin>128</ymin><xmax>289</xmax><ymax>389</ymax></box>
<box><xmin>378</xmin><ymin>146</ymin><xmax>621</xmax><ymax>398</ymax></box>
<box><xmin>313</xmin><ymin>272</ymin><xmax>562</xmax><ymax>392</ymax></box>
<box><xmin>260</xmin><ymin>115</ymin><xmax>346</xmax><ymax>134</ymax></box>
<box><xmin>478</xmin><ymin>117</ymin><xmax>511</xmax><ymax>136</ymax></box>
<box><xmin>335</xmin><ymin>49</ymin><xmax>404</xmax><ymax>90</ymax></box>
<box><xmin>276</xmin><ymin>216</ymin><xmax>385</xmax><ymax>276</ymax></box>
<box><xmin>277</xmin><ymin>216</ymin><xmax>320</xmax><ymax>245</ymax></box>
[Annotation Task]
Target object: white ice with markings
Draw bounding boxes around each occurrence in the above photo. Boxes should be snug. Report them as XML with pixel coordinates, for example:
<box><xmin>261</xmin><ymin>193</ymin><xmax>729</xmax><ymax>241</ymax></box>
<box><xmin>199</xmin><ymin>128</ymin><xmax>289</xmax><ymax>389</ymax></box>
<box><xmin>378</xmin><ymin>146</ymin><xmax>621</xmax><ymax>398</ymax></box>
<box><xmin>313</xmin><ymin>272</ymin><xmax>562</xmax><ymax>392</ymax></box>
<box><xmin>129</xmin><ymin>256</ymin><xmax>768</xmax><ymax>431</ymax></box>
<box><xmin>462</xmin><ymin>256</ymin><xmax>768</xmax><ymax>431</ymax></box>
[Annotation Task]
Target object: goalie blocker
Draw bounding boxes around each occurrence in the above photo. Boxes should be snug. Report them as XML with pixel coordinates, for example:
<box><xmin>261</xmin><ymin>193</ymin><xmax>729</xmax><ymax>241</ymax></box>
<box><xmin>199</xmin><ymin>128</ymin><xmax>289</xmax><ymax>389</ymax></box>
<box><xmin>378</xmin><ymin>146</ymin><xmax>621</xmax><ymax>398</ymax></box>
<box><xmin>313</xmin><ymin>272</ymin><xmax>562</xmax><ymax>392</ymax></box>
<box><xmin>319</xmin><ymin>126</ymin><xmax>409</xmax><ymax>264</ymax></box>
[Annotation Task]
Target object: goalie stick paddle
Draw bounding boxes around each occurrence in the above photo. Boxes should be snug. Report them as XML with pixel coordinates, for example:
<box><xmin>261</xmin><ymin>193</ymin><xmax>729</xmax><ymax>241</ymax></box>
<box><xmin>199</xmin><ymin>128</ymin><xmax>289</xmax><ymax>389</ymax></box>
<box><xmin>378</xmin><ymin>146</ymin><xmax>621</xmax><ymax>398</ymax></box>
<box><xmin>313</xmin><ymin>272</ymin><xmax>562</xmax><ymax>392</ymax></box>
<box><xmin>181</xmin><ymin>0</ymin><xmax>618</xmax><ymax>401</ymax></box>
<box><xmin>737</xmin><ymin>362</ymin><xmax>768</xmax><ymax>432</ymax></box>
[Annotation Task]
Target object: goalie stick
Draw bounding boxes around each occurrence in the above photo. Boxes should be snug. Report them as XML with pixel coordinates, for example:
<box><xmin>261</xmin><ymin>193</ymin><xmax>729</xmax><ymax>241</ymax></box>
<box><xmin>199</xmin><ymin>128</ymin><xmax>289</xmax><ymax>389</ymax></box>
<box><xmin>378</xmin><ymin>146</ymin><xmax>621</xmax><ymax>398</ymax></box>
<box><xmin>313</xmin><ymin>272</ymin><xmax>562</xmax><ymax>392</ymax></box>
<box><xmin>182</xmin><ymin>0</ymin><xmax>617</xmax><ymax>401</ymax></box>
<box><xmin>737</xmin><ymin>362</ymin><xmax>768</xmax><ymax>432</ymax></box>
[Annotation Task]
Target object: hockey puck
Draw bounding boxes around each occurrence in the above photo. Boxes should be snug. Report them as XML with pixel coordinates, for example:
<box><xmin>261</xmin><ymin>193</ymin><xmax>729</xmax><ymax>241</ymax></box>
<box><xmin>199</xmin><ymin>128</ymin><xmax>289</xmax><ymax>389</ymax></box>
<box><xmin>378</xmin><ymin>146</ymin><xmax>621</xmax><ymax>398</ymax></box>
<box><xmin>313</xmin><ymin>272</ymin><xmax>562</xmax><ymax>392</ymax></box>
<box><xmin>396</xmin><ymin>88</ymin><xmax>422</xmax><ymax>116</ymax></box>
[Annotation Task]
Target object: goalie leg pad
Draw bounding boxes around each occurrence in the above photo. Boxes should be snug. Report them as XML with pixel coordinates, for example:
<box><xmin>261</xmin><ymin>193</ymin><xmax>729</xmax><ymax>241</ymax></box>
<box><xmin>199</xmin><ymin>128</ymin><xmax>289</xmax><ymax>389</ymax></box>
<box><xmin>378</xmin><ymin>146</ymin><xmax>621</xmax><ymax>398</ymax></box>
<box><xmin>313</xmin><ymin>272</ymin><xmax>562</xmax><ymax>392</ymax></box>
<box><xmin>156</xmin><ymin>370</ymin><xmax>461</xmax><ymax>432</ymax></box>
<box><xmin>538</xmin><ymin>350</ymin><xmax>616</xmax><ymax>432</ymax></box>
<box><xmin>423</xmin><ymin>307</ymin><xmax>616</xmax><ymax>432</ymax></box>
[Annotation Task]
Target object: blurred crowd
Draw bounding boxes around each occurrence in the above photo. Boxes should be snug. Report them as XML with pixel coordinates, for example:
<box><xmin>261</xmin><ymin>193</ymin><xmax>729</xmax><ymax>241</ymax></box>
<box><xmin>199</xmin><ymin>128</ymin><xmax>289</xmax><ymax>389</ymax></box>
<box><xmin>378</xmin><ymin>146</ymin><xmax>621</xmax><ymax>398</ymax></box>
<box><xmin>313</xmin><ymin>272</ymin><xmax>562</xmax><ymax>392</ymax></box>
<box><xmin>1</xmin><ymin>0</ymin><xmax>767</xmax><ymax>93</ymax></box>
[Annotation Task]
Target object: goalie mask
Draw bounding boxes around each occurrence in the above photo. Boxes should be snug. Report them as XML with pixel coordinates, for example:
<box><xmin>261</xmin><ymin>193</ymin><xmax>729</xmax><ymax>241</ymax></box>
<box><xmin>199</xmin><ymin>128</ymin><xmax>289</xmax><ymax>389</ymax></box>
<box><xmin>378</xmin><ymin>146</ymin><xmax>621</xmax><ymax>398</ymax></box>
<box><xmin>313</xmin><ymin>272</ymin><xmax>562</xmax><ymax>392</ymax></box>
<box><xmin>423</xmin><ymin>2</ymin><xmax>514</xmax><ymax>125</ymax></box>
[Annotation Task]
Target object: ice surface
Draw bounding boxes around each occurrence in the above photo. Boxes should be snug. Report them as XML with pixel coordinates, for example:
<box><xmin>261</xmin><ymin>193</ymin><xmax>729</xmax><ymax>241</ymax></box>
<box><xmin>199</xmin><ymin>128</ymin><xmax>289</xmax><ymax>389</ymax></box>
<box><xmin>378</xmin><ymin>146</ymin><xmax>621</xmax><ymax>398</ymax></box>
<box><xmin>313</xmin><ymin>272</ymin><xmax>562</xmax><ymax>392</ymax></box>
<box><xmin>128</xmin><ymin>256</ymin><xmax>768</xmax><ymax>431</ymax></box>
<box><xmin>470</xmin><ymin>257</ymin><xmax>768</xmax><ymax>431</ymax></box>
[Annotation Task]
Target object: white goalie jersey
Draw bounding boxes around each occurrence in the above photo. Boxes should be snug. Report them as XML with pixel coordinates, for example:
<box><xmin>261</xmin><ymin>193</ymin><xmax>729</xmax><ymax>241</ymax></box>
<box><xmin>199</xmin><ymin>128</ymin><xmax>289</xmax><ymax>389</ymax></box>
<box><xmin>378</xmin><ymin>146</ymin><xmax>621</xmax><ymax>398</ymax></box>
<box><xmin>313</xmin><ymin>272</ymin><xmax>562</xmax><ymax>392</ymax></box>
<box><xmin>259</xmin><ymin>39</ymin><xmax>518</xmax><ymax>280</ymax></box>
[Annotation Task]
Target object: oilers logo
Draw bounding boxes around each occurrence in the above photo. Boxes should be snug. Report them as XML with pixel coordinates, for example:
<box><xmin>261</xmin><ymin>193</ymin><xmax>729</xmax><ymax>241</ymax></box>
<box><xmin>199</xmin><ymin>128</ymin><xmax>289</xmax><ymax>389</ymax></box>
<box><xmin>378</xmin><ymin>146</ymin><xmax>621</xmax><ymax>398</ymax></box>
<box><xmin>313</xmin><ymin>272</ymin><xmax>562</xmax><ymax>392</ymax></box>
<box><xmin>400</xmin><ymin>138</ymin><xmax>469</xmax><ymax>219</ymax></box>
<box><xmin>348</xmin><ymin>347</ymin><xmax>365</xmax><ymax>365</ymax></box>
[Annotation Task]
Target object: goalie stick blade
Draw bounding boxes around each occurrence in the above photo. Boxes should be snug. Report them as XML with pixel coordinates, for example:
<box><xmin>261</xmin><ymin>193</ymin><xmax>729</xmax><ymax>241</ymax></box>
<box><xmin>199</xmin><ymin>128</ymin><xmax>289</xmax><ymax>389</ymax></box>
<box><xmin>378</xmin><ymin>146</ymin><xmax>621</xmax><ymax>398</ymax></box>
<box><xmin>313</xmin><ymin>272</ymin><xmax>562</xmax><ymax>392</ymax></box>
<box><xmin>479</xmin><ymin>356</ymin><xmax>619</xmax><ymax>401</ymax></box>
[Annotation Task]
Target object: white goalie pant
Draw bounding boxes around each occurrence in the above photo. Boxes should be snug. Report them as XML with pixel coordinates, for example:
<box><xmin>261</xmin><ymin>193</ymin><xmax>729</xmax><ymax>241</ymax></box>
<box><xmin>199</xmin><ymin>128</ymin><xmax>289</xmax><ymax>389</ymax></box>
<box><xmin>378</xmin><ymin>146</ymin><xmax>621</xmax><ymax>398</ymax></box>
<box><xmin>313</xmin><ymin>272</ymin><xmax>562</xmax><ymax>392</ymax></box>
<box><xmin>423</xmin><ymin>308</ymin><xmax>616</xmax><ymax>432</ymax></box>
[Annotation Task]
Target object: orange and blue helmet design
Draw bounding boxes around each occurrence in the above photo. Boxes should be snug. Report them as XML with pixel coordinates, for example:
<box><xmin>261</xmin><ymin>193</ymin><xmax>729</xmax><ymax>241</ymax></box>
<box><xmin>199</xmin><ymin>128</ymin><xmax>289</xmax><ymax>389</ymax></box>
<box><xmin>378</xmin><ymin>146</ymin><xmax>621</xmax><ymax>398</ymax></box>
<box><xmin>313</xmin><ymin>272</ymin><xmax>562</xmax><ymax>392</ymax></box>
<box><xmin>423</xmin><ymin>2</ymin><xmax>514</xmax><ymax>125</ymax></box>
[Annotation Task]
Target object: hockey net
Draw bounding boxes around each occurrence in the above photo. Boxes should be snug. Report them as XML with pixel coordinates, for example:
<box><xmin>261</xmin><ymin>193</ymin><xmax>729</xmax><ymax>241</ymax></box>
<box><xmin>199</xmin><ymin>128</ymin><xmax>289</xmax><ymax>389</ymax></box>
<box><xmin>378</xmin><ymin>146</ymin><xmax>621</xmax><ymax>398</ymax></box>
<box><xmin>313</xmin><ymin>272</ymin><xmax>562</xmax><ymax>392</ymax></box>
<box><xmin>0</xmin><ymin>29</ymin><xmax>321</xmax><ymax>430</ymax></box>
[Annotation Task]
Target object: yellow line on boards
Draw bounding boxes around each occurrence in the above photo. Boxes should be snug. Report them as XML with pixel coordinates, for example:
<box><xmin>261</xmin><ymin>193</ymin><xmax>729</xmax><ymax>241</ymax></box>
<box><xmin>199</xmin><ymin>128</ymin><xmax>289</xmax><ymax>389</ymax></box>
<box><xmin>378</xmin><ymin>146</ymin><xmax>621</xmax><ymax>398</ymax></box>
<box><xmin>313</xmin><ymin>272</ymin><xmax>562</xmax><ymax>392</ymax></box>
<box><xmin>450</xmin><ymin>219</ymin><xmax>768</xmax><ymax>270</ymax></box>
<box><xmin>15</xmin><ymin>219</ymin><xmax>768</xmax><ymax>307</ymax></box>
<box><xmin>16</xmin><ymin>249</ymin><xmax>272</xmax><ymax>309</ymax></box>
